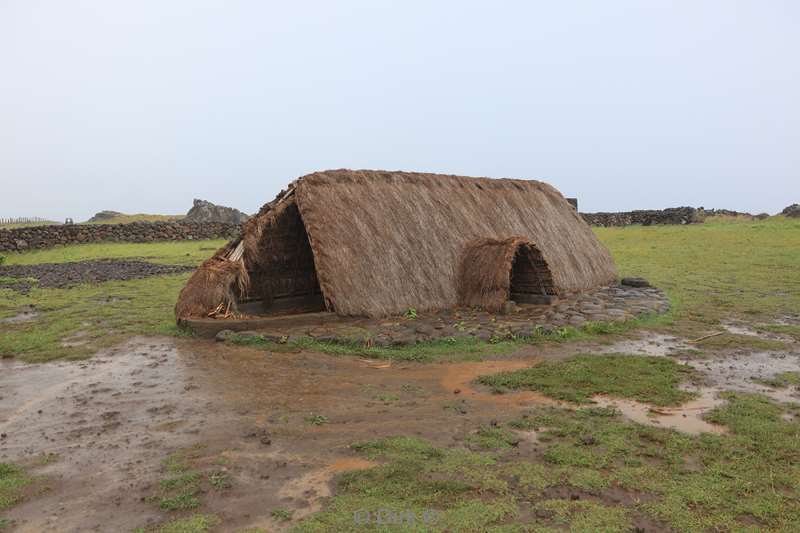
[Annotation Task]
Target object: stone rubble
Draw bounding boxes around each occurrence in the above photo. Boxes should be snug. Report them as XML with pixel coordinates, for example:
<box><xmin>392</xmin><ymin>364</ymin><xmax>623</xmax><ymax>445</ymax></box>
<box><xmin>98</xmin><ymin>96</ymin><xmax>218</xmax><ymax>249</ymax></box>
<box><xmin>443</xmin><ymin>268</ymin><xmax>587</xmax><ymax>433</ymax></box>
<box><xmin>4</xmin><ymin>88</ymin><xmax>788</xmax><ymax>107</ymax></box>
<box><xmin>222</xmin><ymin>283</ymin><xmax>670</xmax><ymax>347</ymax></box>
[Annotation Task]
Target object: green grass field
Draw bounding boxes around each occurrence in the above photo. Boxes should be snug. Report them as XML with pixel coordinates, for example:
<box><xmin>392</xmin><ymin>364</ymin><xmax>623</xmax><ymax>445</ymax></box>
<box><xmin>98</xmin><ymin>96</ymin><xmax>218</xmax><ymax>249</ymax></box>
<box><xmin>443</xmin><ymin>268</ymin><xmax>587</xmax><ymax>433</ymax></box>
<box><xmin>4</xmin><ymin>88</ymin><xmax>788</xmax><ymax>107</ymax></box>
<box><xmin>0</xmin><ymin>240</ymin><xmax>225</xmax><ymax>361</ymax></box>
<box><xmin>2</xmin><ymin>217</ymin><xmax>799</xmax><ymax>361</ymax></box>
<box><xmin>594</xmin><ymin>216</ymin><xmax>800</xmax><ymax>331</ymax></box>
<box><xmin>81</xmin><ymin>213</ymin><xmax>184</xmax><ymax>225</ymax></box>
<box><xmin>295</xmin><ymin>393</ymin><xmax>800</xmax><ymax>532</ymax></box>
<box><xmin>0</xmin><ymin>221</ymin><xmax>60</xmax><ymax>230</ymax></box>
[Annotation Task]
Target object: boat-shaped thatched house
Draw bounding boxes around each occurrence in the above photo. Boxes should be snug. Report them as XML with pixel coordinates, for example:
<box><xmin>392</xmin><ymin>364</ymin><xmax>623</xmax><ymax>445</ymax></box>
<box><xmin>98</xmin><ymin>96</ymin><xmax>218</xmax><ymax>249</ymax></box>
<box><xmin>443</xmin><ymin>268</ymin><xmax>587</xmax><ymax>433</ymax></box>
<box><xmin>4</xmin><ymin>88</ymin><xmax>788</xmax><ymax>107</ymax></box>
<box><xmin>175</xmin><ymin>169</ymin><xmax>616</xmax><ymax>320</ymax></box>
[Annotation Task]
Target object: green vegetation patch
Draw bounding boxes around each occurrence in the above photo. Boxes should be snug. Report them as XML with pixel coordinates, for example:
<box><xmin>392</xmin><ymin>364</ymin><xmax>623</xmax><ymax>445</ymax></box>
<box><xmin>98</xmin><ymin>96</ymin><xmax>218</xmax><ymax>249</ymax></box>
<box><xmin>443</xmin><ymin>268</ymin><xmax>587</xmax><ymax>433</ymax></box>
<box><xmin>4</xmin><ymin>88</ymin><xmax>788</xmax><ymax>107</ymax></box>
<box><xmin>0</xmin><ymin>240</ymin><xmax>226</xmax><ymax>362</ymax></box>
<box><xmin>82</xmin><ymin>213</ymin><xmax>184</xmax><ymax>225</ymax></box>
<box><xmin>295</xmin><ymin>436</ymin><xmax>516</xmax><ymax>532</ymax></box>
<box><xmin>477</xmin><ymin>354</ymin><xmax>696</xmax><ymax>406</ymax></box>
<box><xmin>692</xmin><ymin>332</ymin><xmax>789</xmax><ymax>352</ymax></box>
<box><xmin>230</xmin><ymin>334</ymin><xmax>523</xmax><ymax>363</ymax></box>
<box><xmin>755</xmin><ymin>371</ymin><xmax>800</xmax><ymax>389</ymax></box>
<box><xmin>0</xmin><ymin>461</ymin><xmax>49</xmax><ymax>529</ymax></box>
<box><xmin>145</xmin><ymin>446</ymin><xmax>230</xmax><ymax>514</ymax></box>
<box><xmin>228</xmin><ymin>324</ymin><xmax>613</xmax><ymax>364</ymax></box>
<box><xmin>273</xmin><ymin>390</ymin><xmax>800</xmax><ymax>531</ymax></box>
<box><xmin>270</xmin><ymin>508</ymin><xmax>294</xmax><ymax>521</ymax></box>
<box><xmin>0</xmin><ymin>463</ymin><xmax>33</xmax><ymax>510</ymax></box>
<box><xmin>756</xmin><ymin>323</ymin><xmax>800</xmax><ymax>341</ymax></box>
<box><xmin>466</xmin><ymin>426</ymin><xmax>520</xmax><ymax>450</ymax></box>
<box><xmin>534</xmin><ymin>499</ymin><xmax>631</xmax><ymax>532</ymax></box>
<box><xmin>596</xmin><ymin>217</ymin><xmax>800</xmax><ymax>330</ymax></box>
<box><xmin>2</xmin><ymin>239</ymin><xmax>223</xmax><ymax>266</ymax></box>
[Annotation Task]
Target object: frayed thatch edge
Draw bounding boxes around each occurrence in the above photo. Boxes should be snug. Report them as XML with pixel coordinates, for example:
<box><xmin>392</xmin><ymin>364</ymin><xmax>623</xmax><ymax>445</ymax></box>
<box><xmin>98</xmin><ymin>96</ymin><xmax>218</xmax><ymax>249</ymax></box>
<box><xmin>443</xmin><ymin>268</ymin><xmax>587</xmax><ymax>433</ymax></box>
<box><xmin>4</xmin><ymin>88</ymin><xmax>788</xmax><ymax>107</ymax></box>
<box><xmin>174</xmin><ymin>240</ymin><xmax>251</xmax><ymax>320</ymax></box>
<box><xmin>176</xmin><ymin>182</ymin><xmax>316</xmax><ymax>320</ymax></box>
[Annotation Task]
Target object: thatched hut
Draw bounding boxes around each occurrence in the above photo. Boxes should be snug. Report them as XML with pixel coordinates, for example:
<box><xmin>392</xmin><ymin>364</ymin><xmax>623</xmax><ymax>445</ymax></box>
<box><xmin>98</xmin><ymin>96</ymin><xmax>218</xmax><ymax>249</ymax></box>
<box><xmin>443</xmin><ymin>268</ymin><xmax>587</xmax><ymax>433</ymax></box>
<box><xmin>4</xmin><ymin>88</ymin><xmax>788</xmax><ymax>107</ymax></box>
<box><xmin>175</xmin><ymin>169</ymin><xmax>616</xmax><ymax>319</ymax></box>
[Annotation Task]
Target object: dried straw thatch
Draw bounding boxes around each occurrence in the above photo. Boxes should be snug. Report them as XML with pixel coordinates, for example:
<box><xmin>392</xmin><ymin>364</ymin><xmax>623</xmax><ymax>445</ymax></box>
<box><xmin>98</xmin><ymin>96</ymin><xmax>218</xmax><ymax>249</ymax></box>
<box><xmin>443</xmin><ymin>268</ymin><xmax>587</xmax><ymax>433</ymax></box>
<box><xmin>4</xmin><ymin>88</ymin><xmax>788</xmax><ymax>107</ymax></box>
<box><xmin>457</xmin><ymin>237</ymin><xmax>555</xmax><ymax>312</ymax></box>
<box><xmin>175</xmin><ymin>169</ymin><xmax>616</xmax><ymax>319</ymax></box>
<box><xmin>174</xmin><ymin>240</ymin><xmax>249</xmax><ymax>319</ymax></box>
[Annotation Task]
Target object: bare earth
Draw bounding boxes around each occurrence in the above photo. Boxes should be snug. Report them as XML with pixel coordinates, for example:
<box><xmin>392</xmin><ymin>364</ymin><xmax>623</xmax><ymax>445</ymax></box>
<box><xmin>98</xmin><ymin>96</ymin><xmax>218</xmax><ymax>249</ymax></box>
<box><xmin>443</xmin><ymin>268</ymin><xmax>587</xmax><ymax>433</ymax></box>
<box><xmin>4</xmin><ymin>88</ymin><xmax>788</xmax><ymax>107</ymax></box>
<box><xmin>2</xmin><ymin>331</ymin><xmax>798</xmax><ymax>532</ymax></box>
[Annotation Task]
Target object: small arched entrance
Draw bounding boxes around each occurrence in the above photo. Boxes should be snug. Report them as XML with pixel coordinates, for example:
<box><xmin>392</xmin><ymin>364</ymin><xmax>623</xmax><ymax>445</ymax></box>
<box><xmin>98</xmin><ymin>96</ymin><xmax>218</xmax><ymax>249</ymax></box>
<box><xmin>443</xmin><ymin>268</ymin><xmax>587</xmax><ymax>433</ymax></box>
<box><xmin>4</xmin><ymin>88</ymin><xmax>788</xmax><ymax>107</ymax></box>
<box><xmin>509</xmin><ymin>243</ymin><xmax>556</xmax><ymax>305</ymax></box>
<box><xmin>457</xmin><ymin>237</ymin><xmax>557</xmax><ymax>312</ymax></box>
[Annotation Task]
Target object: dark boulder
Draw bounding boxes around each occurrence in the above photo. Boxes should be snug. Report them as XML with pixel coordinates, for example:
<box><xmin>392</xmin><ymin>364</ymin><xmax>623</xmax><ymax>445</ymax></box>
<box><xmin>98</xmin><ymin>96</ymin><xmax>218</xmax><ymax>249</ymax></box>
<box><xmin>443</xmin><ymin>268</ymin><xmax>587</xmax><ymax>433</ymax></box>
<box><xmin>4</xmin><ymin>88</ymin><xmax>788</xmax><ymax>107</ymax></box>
<box><xmin>782</xmin><ymin>204</ymin><xmax>800</xmax><ymax>218</ymax></box>
<box><xmin>87</xmin><ymin>210</ymin><xmax>125</xmax><ymax>222</ymax></box>
<box><xmin>185</xmin><ymin>199</ymin><xmax>249</xmax><ymax>224</ymax></box>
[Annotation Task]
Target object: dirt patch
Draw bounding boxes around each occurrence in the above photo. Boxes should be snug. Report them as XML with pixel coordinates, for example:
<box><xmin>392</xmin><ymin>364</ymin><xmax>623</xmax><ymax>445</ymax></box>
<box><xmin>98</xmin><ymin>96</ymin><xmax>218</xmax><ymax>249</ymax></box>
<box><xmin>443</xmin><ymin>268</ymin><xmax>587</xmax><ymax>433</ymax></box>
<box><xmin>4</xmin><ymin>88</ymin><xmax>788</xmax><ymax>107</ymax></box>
<box><xmin>598</xmin><ymin>333</ymin><xmax>692</xmax><ymax>357</ymax></box>
<box><xmin>277</xmin><ymin>457</ymin><xmax>378</xmax><ymax>522</ymax></box>
<box><xmin>0</xmin><ymin>338</ymin><xmax>554</xmax><ymax>531</ymax></box>
<box><xmin>440</xmin><ymin>360</ymin><xmax>561</xmax><ymax>407</ymax></box>
<box><xmin>2</xmin><ymin>330</ymin><xmax>796</xmax><ymax>530</ymax></box>
<box><xmin>0</xmin><ymin>305</ymin><xmax>38</xmax><ymax>324</ymax></box>
<box><xmin>694</xmin><ymin>351</ymin><xmax>800</xmax><ymax>402</ymax></box>
<box><xmin>0</xmin><ymin>260</ymin><xmax>193</xmax><ymax>293</ymax></box>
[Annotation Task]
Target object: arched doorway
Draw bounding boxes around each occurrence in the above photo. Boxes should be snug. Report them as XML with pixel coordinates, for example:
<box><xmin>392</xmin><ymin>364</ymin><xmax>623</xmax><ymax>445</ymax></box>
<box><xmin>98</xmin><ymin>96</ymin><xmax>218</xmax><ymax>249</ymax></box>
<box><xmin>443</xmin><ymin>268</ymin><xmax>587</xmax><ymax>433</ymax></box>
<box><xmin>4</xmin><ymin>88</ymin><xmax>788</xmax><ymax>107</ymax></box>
<box><xmin>509</xmin><ymin>244</ymin><xmax>556</xmax><ymax>305</ymax></box>
<box><xmin>237</xmin><ymin>201</ymin><xmax>326</xmax><ymax>316</ymax></box>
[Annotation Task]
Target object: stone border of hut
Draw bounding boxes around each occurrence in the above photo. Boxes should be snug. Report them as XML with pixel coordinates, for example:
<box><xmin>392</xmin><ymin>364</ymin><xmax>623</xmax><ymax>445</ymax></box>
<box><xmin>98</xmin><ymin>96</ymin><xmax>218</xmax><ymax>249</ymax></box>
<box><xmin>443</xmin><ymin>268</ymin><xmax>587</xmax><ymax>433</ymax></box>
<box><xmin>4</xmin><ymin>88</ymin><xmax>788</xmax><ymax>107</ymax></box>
<box><xmin>211</xmin><ymin>279</ymin><xmax>669</xmax><ymax>347</ymax></box>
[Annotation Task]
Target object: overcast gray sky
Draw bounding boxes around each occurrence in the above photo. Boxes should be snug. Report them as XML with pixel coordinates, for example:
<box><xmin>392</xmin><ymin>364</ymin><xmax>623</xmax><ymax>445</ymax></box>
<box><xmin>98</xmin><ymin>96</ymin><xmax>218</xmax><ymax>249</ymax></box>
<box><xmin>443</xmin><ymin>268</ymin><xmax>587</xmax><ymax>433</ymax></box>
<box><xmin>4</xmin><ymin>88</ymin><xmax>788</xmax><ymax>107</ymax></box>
<box><xmin>1</xmin><ymin>1</ymin><xmax>798</xmax><ymax>221</ymax></box>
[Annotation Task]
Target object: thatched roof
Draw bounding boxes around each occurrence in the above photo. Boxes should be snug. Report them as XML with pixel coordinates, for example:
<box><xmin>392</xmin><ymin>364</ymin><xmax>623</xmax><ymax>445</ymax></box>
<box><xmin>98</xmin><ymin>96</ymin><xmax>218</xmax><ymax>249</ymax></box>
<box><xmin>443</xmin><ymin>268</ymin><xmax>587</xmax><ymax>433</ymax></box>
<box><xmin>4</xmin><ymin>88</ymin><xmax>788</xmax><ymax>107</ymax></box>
<box><xmin>175</xmin><ymin>169</ymin><xmax>616</xmax><ymax>319</ymax></box>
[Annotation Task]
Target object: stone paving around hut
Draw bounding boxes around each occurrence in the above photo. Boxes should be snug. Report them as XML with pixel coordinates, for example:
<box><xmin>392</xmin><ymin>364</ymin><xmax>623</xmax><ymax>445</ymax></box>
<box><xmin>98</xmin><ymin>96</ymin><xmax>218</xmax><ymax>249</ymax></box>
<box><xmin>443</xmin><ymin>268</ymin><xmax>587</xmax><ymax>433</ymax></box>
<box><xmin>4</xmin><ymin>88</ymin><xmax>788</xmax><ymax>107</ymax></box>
<box><xmin>212</xmin><ymin>281</ymin><xmax>670</xmax><ymax>346</ymax></box>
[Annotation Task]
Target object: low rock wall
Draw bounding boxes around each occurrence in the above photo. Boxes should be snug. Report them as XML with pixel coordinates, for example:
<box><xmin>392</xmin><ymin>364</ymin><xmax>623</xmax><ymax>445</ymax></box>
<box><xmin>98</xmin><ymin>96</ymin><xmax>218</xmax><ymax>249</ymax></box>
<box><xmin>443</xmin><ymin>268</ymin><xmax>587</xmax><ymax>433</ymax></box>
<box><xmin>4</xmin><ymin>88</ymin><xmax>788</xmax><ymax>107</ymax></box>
<box><xmin>581</xmin><ymin>207</ymin><xmax>753</xmax><ymax>227</ymax></box>
<box><xmin>581</xmin><ymin>207</ymin><xmax>701</xmax><ymax>227</ymax></box>
<box><xmin>0</xmin><ymin>222</ymin><xmax>239</xmax><ymax>253</ymax></box>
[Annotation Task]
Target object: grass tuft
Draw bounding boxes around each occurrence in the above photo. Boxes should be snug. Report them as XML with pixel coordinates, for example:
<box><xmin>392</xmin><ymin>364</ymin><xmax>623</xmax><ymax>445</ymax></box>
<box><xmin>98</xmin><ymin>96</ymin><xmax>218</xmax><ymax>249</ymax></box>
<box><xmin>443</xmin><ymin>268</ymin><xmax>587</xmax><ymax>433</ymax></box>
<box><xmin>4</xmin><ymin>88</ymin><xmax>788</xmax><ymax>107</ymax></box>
<box><xmin>477</xmin><ymin>354</ymin><xmax>696</xmax><ymax>406</ymax></box>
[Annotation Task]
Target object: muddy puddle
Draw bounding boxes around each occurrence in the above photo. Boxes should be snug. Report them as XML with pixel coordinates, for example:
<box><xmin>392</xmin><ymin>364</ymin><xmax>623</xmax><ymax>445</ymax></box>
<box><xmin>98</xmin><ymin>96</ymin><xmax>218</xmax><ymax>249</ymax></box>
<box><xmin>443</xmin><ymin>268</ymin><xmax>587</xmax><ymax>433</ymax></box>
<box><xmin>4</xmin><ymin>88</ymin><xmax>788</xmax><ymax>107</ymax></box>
<box><xmin>2</xmin><ymin>330</ymin><xmax>797</xmax><ymax>531</ymax></box>
<box><xmin>0</xmin><ymin>338</ymin><xmax>223</xmax><ymax>532</ymax></box>
<box><xmin>599</xmin><ymin>333</ymin><xmax>691</xmax><ymax>357</ymax></box>
<box><xmin>593</xmin><ymin>389</ymin><xmax>727</xmax><ymax>435</ymax></box>
<box><xmin>693</xmin><ymin>351</ymin><xmax>800</xmax><ymax>403</ymax></box>
<box><xmin>0</xmin><ymin>305</ymin><xmax>37</xmax><ymax>324</ymax></box>
<box><xmin>722</xmin><ymin>321</ymin><xmax>796</xmax><ymax>342</ymax></box>
<box><xmin>436</xmin><ymin>358</ymin><xmax>731</xmax><ymax>435</ymax></box>
<box><xmin>277</xmin><ymin>457</ymin><xmax>378</xmax><ymax>522</ymax></box>
<box><xmin>439</xmin><ymin>359</ymin><xmax>560</xmax><ymax>407</ymax></box>
<box><xmin>598</xmin><ymin>329</ymin><xmax>800</xmax><ymax>404</ymax></box>
<box><xmin>0</xmin><ymin>339</ymin><xmax>556</xmax><ymax>531</ymax></box>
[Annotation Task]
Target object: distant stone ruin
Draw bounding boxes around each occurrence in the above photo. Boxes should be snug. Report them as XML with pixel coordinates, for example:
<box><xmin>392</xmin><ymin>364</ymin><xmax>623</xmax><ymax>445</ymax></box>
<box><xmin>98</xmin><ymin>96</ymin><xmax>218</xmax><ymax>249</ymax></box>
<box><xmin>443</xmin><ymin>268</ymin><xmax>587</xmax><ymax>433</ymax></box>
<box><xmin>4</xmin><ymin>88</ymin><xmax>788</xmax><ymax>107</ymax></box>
<box><xmin>184</xmin><ymin>199</ymin><xmax>249</xmax><ymax>225</ymax></box>
<box><xmin>87</xmin><ymin>210</ymin><xmax>125</xmax><ymax>223</ymax></box>
<box><xmin>782</xmin><ymin>204</ymin><xmax>800</xmax><ymax>218</ymax></box>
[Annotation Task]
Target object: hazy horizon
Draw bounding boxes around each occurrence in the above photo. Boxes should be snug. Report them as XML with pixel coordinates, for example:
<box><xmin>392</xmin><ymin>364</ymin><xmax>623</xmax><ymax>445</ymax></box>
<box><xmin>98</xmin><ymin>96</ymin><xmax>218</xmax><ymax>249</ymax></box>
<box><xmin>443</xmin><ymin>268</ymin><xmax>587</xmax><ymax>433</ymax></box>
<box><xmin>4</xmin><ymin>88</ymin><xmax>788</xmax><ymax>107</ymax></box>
<box><xmin>2</xmin><ymin>1</ymin><xmax>798</xmax><ymax>221</ymax></box>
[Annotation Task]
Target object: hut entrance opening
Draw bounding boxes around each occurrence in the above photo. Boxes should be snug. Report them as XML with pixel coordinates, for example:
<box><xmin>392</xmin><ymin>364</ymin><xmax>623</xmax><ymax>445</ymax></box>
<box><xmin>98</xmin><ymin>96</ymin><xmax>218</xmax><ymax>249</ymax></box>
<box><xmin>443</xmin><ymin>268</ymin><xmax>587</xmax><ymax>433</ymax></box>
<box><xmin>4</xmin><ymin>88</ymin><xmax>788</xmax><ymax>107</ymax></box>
<box><xmin>509</xmin><ymin>244</ymin><xmax>557</xmax><ymax>305</ymax></box>
<box><xmin>238</xmin><ymin>203</ymin><xmax>326</xmax><ymax>316</ymax></box>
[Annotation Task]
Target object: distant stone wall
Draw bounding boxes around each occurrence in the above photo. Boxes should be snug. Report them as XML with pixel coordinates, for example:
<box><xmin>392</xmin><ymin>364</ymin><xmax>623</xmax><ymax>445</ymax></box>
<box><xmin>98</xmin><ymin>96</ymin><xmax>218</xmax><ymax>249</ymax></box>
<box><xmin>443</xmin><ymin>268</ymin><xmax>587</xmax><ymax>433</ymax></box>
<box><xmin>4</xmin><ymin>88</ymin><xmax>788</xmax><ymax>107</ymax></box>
<box><xmin>581</xmin><ymin>207</ymin><xmax>701</xmax><ymax>227</ymax></box>
<box><xmin>581</xmin><ymin>207</ymin><xmax>754</xmax><ymax>227</ymax></box>
<box><xmin>0</xmin><ymin>221</ymin><xmax>239</xmax><ymax>253</ymax></box>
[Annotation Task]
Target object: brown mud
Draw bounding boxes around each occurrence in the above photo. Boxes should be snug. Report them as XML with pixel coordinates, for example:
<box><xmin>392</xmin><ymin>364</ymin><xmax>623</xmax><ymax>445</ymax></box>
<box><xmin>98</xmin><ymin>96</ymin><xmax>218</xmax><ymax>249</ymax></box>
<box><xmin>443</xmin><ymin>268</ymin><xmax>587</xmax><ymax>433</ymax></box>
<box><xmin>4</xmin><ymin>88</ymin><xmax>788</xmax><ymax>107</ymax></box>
<box><xmin>593</xmin><ymin>389</ymin><xmax>727</xmax><ymax>435</ymax></box>
<box><xmin>0</xmin><ymin>338</ymin><xmax>559</xmax><ymax>531</ymax></box>
<box><xmin>1</xmin><ymin>329</ymin><xmax>798</xmax><ymax>531</ymax></box>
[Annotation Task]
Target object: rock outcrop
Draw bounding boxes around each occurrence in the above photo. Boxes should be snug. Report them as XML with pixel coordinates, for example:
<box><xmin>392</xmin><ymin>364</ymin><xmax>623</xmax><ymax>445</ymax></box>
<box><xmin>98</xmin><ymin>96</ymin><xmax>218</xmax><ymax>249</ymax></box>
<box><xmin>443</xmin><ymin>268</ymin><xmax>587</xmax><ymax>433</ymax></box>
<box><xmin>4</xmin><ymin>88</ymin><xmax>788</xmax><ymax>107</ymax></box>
<box><xmin>184</xmin><ymin>199</ymin><xmax>249</xmax><ymax>224</ymax></box>
<box><xmin>782</xmin><ymin>204</ymin><xmax>800</xmax><ymax>218</ymax></box>
<box><xmin>87</xmin><ymin>210</ymin><xmax>125</xmax><ymax>222</ymax></box>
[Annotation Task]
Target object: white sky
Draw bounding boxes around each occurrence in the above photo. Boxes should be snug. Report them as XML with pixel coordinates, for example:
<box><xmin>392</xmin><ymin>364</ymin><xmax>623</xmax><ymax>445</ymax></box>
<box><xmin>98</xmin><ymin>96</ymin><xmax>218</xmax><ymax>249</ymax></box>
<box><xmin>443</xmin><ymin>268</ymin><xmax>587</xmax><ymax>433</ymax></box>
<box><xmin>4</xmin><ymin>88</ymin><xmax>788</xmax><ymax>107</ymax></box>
<box><xmin>1</xmin><ymin>1</ymin><xmax>798</xmax><ymax>221</ymax></box>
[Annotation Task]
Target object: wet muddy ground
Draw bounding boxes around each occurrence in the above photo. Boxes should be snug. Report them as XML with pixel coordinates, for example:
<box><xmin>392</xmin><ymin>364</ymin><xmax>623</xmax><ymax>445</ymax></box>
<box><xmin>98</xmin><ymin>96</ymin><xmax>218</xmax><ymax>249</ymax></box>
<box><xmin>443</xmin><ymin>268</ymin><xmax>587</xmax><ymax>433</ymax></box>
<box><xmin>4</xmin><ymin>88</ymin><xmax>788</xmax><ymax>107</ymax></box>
<box><xmin>1</xmin><ymin>328</ymin><xmax>799</xmax><ymax>531</ymax></box>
